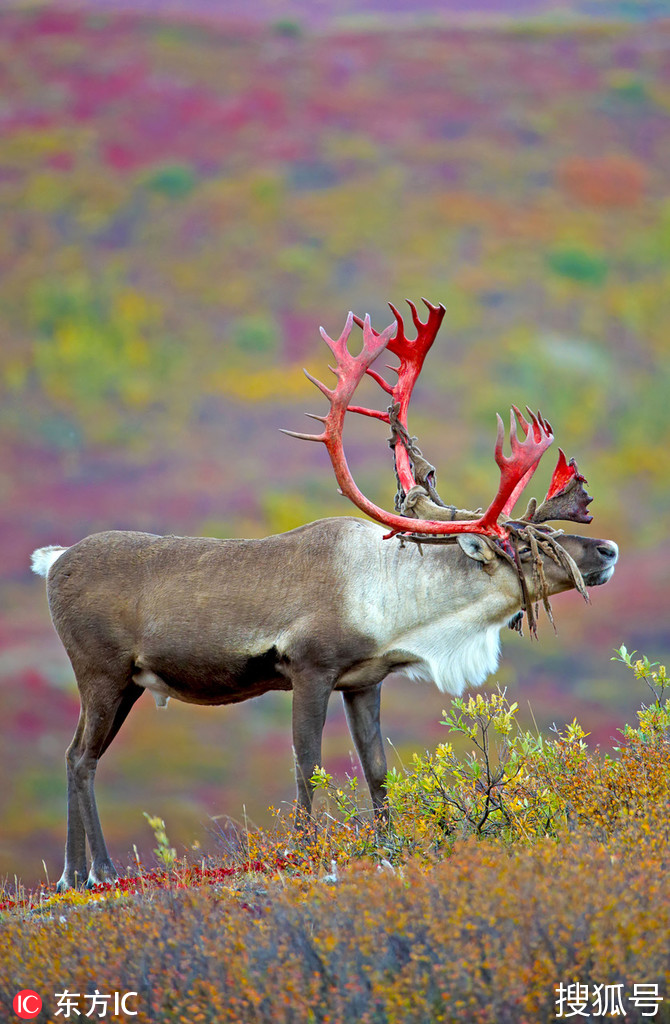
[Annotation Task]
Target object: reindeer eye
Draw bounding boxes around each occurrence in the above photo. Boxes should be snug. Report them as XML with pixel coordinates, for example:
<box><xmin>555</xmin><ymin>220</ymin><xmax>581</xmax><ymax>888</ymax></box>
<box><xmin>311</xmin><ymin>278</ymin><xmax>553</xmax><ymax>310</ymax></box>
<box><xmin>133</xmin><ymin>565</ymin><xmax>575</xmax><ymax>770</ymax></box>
<box><xmin>518</xmin><ymin>545</ymin><xmax>532</xmax><ymax>559</ymax></box>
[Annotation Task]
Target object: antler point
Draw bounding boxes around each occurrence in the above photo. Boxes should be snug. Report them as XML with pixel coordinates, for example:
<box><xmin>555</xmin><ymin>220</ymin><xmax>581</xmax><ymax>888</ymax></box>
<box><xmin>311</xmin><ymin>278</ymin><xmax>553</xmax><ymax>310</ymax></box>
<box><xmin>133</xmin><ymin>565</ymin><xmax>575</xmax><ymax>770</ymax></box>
<box><xmin>279</xmin><ymin>427</ymin><xmax>324</xmax><ymax>443</ymax></box>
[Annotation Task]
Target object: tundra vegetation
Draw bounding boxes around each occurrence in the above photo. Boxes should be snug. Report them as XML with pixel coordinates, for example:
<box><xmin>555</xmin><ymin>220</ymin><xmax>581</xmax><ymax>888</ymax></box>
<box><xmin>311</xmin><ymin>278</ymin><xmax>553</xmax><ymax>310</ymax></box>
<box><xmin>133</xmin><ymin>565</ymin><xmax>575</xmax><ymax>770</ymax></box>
<box><xmin>1</xmin><ymin>649</ymin><xmax>669</xmax><ymax>1023</ymax></box>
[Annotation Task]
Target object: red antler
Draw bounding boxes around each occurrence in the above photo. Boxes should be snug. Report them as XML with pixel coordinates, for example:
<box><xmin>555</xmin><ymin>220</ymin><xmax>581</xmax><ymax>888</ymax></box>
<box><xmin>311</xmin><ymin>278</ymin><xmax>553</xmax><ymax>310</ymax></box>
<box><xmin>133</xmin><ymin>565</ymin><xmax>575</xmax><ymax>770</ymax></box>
<box><xmin>546</xmin><ymin>449</ymin><xmax>586</xmax><ymax>500</ymax></box>
<box><xmin>349</xmin><ymin>299</ymin><xmax>447</xmax><ymax>493</ymax></box>
<box><xmin>283</xmin><ymin>307</ymin><xmax>554</xmax><ymax>540</ymax></box>
<box><xmin>487</xmin><ymin>406</ymin><xmax>554</xmax><ymax>526</ymax></box>
<box><xmin>529</xmin><ymin>449</ymin><xmax>594</xmax><ymax>524</ymax></box>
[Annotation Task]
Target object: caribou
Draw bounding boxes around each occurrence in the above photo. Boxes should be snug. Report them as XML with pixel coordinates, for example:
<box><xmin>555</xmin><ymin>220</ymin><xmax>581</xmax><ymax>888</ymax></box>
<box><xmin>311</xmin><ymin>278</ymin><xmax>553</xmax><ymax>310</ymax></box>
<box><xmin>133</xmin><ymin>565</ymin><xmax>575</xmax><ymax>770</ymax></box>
<box><xmin>32</xmin><ymin>299</ymin><xmax>618</xmax><ymax>890</ymax></box>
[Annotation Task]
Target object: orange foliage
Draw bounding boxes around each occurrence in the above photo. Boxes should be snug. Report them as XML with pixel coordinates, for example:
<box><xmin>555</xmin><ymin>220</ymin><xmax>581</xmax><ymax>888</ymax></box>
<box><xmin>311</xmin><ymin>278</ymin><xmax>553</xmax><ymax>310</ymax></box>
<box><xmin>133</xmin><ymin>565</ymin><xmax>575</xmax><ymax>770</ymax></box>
<box><xmin>2</xmin><ymin>653</ymin><xmax>669</xmax><ymax>1023</ymax></box>
<box><xmin>0</xmin><ymin>825</ymin><xmax>668</xmax><ymax>1023</ymax></box>
<box><xmin>558</xmin><ymin>154</ymin><xmax>649</xmax><ymax>207</ymax></box>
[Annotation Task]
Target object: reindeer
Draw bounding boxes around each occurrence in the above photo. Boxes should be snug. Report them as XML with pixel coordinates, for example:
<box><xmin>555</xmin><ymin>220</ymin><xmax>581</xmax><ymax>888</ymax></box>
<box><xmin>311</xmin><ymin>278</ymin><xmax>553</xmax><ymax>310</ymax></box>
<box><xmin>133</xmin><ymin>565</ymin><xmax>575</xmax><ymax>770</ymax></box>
<box><xmin>32</xmin><ymin>300</ymin><xmax>618</xmax><ymax>890</ymax></box>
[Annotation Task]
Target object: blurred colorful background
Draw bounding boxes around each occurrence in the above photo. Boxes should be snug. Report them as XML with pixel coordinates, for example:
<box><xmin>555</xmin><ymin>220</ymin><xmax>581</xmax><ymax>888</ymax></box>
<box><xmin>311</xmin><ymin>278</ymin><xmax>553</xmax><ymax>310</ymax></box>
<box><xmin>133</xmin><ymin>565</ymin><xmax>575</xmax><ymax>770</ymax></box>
<box><xmin>1</xmin><ymin>0</ymin><xmax>669</xmax><ymax>885</ymax></box>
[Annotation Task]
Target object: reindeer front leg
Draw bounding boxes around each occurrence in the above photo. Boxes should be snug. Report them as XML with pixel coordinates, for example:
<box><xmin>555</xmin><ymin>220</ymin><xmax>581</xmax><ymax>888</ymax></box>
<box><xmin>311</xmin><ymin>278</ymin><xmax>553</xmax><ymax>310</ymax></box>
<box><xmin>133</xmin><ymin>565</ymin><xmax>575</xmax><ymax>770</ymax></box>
<box><xmin>290</xmin><ymin>668</ymin><xmax>334</xmax><ymax>818</ymax></box>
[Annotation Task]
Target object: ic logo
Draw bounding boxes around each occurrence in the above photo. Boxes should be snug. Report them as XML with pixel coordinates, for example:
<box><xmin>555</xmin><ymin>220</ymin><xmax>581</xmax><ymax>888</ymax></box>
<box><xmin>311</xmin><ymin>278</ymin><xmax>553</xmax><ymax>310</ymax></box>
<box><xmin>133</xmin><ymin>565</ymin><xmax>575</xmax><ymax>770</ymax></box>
<box><xmin>12</xmin><ymin>991</ymin><xmax>42</xmax><ymax>1019</ymax></box>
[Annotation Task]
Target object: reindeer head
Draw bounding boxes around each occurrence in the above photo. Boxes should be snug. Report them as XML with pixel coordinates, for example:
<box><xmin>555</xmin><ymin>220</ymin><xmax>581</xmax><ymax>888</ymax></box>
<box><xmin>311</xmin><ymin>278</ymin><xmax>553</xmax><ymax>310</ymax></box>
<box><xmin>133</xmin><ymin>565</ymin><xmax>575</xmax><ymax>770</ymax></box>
<box><xmin>457</xmin><ymin>530</ymin><xmax>617</xmax><ymax>624</ymax></box>
<box><xmin>284</xmin><ymin>299</ymin><xmax>617</xmax><ymax>637</ymax></box>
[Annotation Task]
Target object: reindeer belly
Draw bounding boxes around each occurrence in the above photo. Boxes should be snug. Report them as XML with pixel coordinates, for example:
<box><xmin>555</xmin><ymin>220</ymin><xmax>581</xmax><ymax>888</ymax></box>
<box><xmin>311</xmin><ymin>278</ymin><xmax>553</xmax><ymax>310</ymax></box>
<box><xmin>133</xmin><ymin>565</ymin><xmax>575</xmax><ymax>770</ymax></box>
<box><xmin>132</xmin><ymin>647</ymin><xmax>291</xmax><ymax>707</ymax></box>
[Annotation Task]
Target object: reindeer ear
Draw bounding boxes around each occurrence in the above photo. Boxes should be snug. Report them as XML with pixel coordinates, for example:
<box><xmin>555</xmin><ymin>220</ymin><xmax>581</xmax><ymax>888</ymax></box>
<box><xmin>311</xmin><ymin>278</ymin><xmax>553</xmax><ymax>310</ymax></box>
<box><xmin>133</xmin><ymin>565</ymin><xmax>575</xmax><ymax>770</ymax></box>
<box><xmin>457</xmin><ymin>534</ymin><xmax>497</xmax><ymax>564</ymax></box>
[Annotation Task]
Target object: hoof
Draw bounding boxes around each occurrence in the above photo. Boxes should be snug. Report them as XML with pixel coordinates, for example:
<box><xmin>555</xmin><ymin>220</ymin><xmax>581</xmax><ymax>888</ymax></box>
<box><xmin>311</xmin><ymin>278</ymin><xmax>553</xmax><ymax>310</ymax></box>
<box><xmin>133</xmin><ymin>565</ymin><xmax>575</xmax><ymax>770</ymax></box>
<box><xmin>56</xmin><ymin>869</ymin><xmax>87</xmax><ymax>892</ymax></box>
<box><xmin>86</xmin><ymin>862</ymin><xmax>118</xmax><ymax>888</ymax></box>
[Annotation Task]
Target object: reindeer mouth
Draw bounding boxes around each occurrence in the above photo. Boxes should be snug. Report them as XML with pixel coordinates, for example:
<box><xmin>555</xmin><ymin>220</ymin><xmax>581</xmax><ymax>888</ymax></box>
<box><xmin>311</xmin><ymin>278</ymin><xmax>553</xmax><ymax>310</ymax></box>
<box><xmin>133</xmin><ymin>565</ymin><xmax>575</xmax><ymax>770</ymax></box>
<box><xmin>584</xmin><ymin>542</ymin><xmax>619</xmax><ymax>587</ymax></box>
<box><xmin>585</xmin><ymin>564</ymin><xmax>616</xmax><ymax>587</ymax></box>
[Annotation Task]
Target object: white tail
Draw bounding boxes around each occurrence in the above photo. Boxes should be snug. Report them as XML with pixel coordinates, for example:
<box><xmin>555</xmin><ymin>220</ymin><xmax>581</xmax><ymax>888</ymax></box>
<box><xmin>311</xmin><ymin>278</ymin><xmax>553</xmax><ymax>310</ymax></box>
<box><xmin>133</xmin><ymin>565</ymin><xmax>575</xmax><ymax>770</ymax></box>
<box><xmin>31</xmin><ymin>545</ymin><xmax>68</xmax><ymax>578</ymax></box>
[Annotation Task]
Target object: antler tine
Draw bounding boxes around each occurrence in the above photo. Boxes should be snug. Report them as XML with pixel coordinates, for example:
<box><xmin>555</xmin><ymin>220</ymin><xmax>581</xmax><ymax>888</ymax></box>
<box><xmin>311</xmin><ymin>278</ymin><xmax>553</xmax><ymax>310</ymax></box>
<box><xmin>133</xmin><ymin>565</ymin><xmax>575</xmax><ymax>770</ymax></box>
<box><xmin>499</xmin><ymin>407</ymin><xmax>554</xmax><ymax>516</ymax></box>
<box><xmin>529</xmin><ymin>448</ymin><xmax>594</xmax><ymax>525</ymax></box>
<box><xmin>483</xmin><ymin>406</ymin><xmax>554</xmax><ymax>525</ymax></box>
<box><xmin>303</xmin><ymin>368</ymin><xmax>335</xmax><ymax>401</ymax></box>
<box><xmin>280</xmin><ymin>427</ymin><xmax>324</xmax><ymax>442</ymax></box>
<box><xmin>381</xmin><ymin>299</ymin><xmax>447</xmax><ymax>493</ymax></box>
<box><xmin>517</xmin><ymin>406</ymin><xmax>553</xmax><ymax>444</ymax></box>
<box><xmin>387</xmin><ymin>300</ymin><xmax>406</xmax><ymax>346</ymax></box>
<box><xmin>494</xmin><ymin>411</ymin><xmax>506</xmax><ymax>465</ymax></box>
<box><xmin>386</xmin><ymin>297</ymin><xmax>445</xmax><ymax>355</ymax></box>
<box><xmin>545</xmin><ymin>448</ymin><xmax>576</xmax><ymax>498</ymax></box>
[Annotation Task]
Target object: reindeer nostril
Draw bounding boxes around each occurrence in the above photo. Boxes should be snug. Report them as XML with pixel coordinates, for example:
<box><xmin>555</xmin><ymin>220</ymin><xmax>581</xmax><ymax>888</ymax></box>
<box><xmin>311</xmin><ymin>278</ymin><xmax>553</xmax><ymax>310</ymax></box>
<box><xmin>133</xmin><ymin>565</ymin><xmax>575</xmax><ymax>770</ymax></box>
<box><xmin>597</xmin><ymin>542</ymin><xmax>618</xmax><ymax>562</ymax></box>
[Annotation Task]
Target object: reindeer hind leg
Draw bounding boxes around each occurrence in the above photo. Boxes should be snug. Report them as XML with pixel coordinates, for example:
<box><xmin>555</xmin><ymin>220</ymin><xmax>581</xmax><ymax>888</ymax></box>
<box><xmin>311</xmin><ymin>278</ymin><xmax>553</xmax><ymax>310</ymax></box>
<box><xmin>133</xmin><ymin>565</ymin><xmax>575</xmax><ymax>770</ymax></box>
<box><xmin>60</xmin><ymin>674</ymin><xmax>143</xmax><ymax>889</ymax></box>
<box><xmin>342</xmin><ymin>683</ymin><xmax>388</xmax><ymax>819</ymax></box>
<box><xmin>58</xmin><ymin>711</ymin><xmax>88</xmax><ymax>891</ymax></box>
